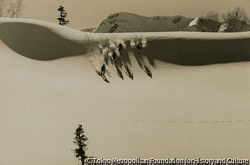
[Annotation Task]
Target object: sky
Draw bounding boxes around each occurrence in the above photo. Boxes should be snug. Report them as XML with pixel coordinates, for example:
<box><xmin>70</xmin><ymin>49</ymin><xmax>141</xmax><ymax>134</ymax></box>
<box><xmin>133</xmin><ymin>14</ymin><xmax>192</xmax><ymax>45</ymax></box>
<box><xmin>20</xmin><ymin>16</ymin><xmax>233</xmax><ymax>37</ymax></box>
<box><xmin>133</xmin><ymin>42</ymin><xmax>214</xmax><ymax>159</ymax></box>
<box><xmin>21</xmin><ymin>0</ymin><xmax>250</xmax><ymax>30</ymax></box>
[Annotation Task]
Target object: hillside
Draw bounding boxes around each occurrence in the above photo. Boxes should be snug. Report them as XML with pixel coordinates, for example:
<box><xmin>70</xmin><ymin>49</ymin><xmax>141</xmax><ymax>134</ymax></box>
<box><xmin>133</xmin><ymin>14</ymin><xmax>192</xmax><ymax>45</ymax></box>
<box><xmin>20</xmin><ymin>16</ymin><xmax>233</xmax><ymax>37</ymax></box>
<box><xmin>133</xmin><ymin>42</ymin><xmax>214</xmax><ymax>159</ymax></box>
<box><xmin>94</xmin><ymin>12</ymin><xmax>194</xmax><ymax>33</ymax></box>
<box><xmin>240</xmin><ymin>24</ymin><xmax>250</xmax><ymax>32</ymax></box>
<box><xmin>182</xmin><ymin>18</ymin><xmax>222</xmax><ymax>32</ymax></box>
<box><xmin>1</xmin><ymin>18</ymin><xmax>250</xmax><ymax>65</ymax></box>
<box><xmin>81</xmin><ymin>27</ymin><xmax>96</xmax><ymax>32</ymax></box>
<box><xmin>93</xmin><ymin>12</ymin><xmax>250</xmax><ymax>33</ymax></box>
<box><xmin>1</xmin><ymin>18</ymin><xmax>250</xmax><ymax>165</ymax></box>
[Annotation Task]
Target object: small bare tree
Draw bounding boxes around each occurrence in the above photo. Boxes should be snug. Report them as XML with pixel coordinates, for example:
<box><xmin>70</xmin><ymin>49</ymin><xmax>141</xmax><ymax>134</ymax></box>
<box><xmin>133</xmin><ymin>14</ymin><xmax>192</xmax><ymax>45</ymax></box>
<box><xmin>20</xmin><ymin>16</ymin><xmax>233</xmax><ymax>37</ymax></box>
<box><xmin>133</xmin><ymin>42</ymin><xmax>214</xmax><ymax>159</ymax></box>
<box><xmin>14</xmin><ymin>0</ymin><xmax>24</xmax><ymax>17</ymax></box>
<box><xmin>0</xmin><ymin>0</ymin><xmax>24</xmax><ymax>18</ymax></box>
<box><xmin>0</xmin><ymin>0</ymin><xmax>8</xmax><ymax>17</ymax></box>
<box><xmin>204</xmin><ymin>11</ymin><xmax>219</xmax><ymax>21</ymax></box>
<box><xmin>223</xmin><ymin>6</ymin><xmax>249</xmax><ymax>22</ymax></box>
<box><xmin>222</xmin><ymin>6</ymin><xmax>249</xmax><ymax>32</ymax></box>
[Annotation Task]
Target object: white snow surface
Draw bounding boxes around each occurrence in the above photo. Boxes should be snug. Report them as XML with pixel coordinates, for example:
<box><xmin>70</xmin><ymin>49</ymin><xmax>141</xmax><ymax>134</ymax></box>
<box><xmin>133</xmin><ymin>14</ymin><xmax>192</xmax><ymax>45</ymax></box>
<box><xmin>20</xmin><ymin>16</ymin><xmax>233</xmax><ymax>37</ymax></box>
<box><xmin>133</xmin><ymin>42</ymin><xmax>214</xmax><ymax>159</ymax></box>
<box><xmin>1</xmin><ymin>18</ymin><xmax>250</xmax><ymax>165</ymax></box>
<box><xmin>189</xmin><ymin>18</ymin><xmax>199</xmax><ymax>27</ymax></box>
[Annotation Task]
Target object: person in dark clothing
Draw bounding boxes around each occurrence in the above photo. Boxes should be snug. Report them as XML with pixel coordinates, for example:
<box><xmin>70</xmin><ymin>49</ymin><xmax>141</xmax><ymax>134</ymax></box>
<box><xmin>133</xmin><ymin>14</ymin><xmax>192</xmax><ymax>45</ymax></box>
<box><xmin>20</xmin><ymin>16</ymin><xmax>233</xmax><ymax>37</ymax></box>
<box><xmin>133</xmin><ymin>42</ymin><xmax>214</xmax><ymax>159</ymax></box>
<box><xmin>118</xmin><ymin>43</ymin><xmax>123</xmax><ymax>53</ymax></box>
<box><xmin>136</xmin><ymin>43</ymin><xmax>141</xmax><ymax>54</ymax></box>
<box><xmin>112</xmin><ymin>52</ymin><xmax>117</xmax><ymax>60</ymax></box>
<box><xmin>100</xmin><ymin>64</ymin><xmax>109</xmax><ymax>83</ymax></box>
<box><xmin>101</xmin><ymin>64</ymin><xmax>106</xmax><ymax>76</ymax></box>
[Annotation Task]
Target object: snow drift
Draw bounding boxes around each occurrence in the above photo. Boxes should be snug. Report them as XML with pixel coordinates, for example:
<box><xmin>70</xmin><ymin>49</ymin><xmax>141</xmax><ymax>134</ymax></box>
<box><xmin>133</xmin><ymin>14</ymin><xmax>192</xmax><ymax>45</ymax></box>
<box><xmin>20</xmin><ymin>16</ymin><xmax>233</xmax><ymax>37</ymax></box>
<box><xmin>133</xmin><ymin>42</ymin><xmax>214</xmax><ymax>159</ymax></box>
<box><xmin>0</xmin><ymin>18</ymin><xmax>89</xmax><ymax>60</ymax></box>
<box><xmin>1</xmin><ymin>18</ymin><xmax>250</xmax><ymax>165</ymax></box>
<box><xmin>1</xmin><ymin>18</ymin><xmax>250</xmax><ymax>66</ymax></box>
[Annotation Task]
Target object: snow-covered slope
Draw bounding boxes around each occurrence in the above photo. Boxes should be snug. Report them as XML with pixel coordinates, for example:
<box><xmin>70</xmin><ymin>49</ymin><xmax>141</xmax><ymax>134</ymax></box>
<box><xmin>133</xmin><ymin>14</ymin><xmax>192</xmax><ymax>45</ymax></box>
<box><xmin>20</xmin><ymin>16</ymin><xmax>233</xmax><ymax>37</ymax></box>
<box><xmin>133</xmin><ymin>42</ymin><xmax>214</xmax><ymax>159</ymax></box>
<box><xmin>1</xmin><ymin>18</ymin><xmax>250</xmax><ymax>65</ymax></box>
<box><xmin>1</xmin><ymin>18</ymin><xmax>250</xmax><ymax>165</ymax></box>
<box><xmin>94</xmin><ymin>12</ymin><xmax>194</xmax><ymax>33</ymax></box>
<box><xmin>93</xmin><ymin>12</ymin><xmax>250</xmax><ymax>33</ymax></box>
<box><xmin>0</xmin><ymin>18</ymin><xmax>90</xmax><ymax>60</ymax></box>
<box><xmin>241</xmin><ymin>24</ymin><xmax>250</xmax><ymax>32</ymax></box>
<box><xmin>182</xmin><ymin>17</ymin><xmax>222</xmax><ymax>32</ymax></box>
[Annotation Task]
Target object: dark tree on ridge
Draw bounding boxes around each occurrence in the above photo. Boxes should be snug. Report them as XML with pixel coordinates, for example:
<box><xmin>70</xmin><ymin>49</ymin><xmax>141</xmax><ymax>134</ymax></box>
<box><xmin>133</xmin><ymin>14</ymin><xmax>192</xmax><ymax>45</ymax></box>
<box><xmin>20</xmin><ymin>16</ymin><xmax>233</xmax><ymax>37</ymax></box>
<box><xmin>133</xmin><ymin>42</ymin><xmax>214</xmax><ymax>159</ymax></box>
<box><xmin>57</xmin><ymin>5</ymin><xmax>69</xmax><ymax>25</ymax></box>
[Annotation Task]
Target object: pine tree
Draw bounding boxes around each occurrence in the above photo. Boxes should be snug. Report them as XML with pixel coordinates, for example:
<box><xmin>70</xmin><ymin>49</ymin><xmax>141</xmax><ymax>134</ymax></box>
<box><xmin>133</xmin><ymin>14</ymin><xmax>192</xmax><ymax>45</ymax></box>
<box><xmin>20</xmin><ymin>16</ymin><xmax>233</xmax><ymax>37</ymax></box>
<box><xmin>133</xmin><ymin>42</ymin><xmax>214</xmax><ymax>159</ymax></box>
<box><xmin>73</xmin><ymin>124</ymin><xmax>88</xmax><ymax>165</ymax></box>
<box><xmin>57</xmin><ymin>5</ymin><xmax>69</xmax><ymax>25</ymax></box>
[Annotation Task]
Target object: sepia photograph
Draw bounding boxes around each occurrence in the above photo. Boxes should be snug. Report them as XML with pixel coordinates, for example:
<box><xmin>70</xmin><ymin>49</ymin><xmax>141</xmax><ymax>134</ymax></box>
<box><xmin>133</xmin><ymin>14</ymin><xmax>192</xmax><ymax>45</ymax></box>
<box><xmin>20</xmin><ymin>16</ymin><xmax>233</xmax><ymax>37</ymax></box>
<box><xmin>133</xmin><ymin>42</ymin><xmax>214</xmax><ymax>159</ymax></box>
<box><xmin>0</xmin><ymin>0</ymin><xmax>250</xmax><ymax>164</ymax></box>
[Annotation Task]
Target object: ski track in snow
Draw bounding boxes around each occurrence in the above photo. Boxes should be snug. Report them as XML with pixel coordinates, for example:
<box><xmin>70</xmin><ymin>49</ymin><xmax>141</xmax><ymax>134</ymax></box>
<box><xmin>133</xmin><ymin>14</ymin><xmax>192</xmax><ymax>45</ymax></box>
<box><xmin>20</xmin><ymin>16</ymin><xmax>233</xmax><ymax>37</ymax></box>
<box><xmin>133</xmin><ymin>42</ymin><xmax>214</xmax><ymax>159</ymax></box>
<box><xmin>89</xmin><ymin>34</ymin><xmax>150</xmax><ymax>80</ymax></box>
<box><xmin>1</xmin><ymin>106</ymin><xmax>248</xmax><ymax>124</ymax></box>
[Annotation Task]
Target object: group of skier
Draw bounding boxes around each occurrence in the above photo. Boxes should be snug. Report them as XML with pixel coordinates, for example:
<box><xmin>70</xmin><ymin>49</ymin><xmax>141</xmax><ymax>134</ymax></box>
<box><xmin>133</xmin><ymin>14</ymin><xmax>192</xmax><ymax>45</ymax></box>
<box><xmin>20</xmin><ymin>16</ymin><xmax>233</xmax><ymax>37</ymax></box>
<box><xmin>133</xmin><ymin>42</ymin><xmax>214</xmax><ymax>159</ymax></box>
<box><xmin>100</xmin><ymin>42</ymin><xmax>142</xmax><ymax>81</ymax></box>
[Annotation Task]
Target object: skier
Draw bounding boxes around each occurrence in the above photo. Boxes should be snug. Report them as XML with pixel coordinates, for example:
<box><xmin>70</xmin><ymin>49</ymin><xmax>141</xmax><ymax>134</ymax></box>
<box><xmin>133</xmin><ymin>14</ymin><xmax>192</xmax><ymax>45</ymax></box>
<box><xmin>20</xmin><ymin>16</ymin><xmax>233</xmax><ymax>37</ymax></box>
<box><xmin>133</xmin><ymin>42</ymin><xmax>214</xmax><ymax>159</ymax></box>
<box><xmin>100</xmin><ymin>64</ymin><xmax>110</xmax><ymax>83</ymax></box>
<box><xmin>136</xmin><ymin>43</ymin><xmax>141</xmax><ymax>54</ymax></box>
<box><xmin>101</xmin><ymin>64</ymin><xmax>106</xmax><ymax>76</ymax></box>
<box><xmin>118</xmin><ymin>43</ymin><xmax>123</xmax><ymax>54</ymax></box>
<box><xmin>112</xmin><ymin>52</ymin><xmax>117</xmax><ymax>60</ymax></box>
